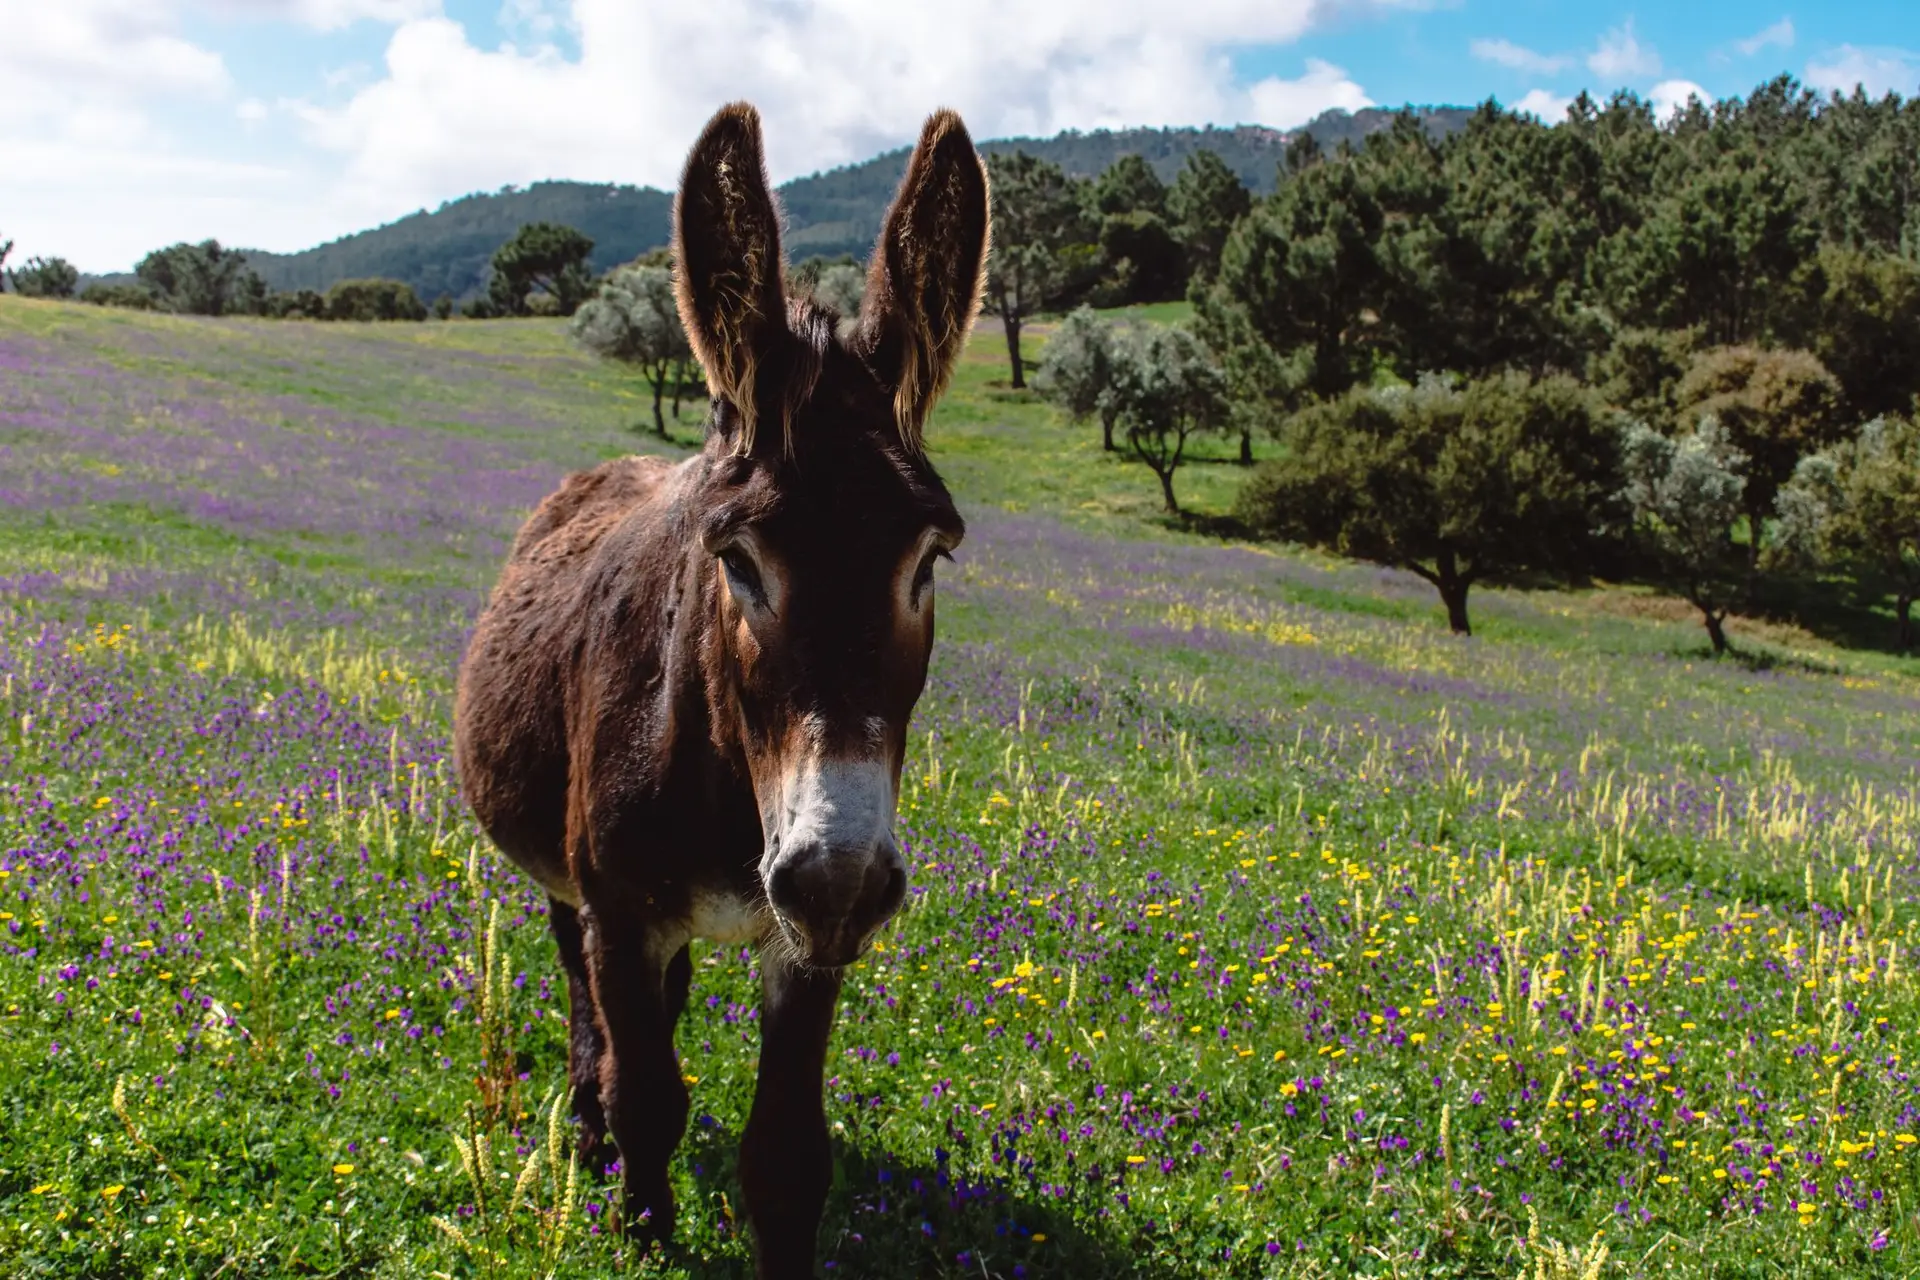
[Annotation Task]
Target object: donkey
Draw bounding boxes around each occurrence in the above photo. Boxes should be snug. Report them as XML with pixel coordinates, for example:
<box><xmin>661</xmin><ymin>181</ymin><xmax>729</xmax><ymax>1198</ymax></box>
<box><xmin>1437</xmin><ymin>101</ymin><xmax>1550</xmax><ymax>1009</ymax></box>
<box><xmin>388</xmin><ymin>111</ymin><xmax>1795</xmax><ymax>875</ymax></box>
<box><xmin>453</xmin><ymin>102</ymin><xmax>989</xmax><ymax>1276</ymax></box>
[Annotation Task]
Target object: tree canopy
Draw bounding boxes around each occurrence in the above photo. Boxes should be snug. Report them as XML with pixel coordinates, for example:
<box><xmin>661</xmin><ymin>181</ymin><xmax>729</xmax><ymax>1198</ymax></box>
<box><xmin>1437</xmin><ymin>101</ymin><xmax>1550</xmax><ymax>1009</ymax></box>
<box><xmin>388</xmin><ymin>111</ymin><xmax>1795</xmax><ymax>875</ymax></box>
<box><xmin>1239</xmin><ymin>373</ymin><xmax>1620</xmax><ymax>635</ymax></box>
<box><xmin>570</xmin><ymin>263</ymin><xmax>690</xmax><ymax>436</ymax></box>
<box><xmin>486</xmin><ymin>222</ymin><xmax>595</xmax><ymax>317</ymax></box>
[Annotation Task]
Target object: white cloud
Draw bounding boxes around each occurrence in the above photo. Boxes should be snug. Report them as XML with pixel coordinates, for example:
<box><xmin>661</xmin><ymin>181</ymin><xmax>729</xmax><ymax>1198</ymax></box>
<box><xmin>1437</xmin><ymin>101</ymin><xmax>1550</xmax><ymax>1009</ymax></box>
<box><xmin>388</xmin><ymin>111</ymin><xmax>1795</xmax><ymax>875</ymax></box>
<box><xmin>1247</xmin><ymin>59</ymin><xmax>1373</xmax><ymax>127</ymax></box>
<box><xmin>1649</xmin><ymin>79</ymin><xmax>1710</xmax><ymax>119</ymax></box>
<box><xmin>204</xmin><ymin>0</ymin><xmax>443</xmax><ymax>31</ymax></box>
<box><xmin>1588</xmin><ymin>21</ymin><xmax>1661</xmax><ymax>82</ymax></box>
<box><xmin>1471</xmin><ymin>38</ymin><xmax>1570</xmax><ymax>76</ymax></box>
<box><xmin>1734</xmin><ymin>19</ymin><xmax>1794</xmax><ymax>58</ymax></box>
<box><xmin>1806</xmin><ymin>45</ymin><xmax>1920</xmax><ymax>98</ymax></box>
<box><xmin>299</xmin><ymin>0</ymin><xmax>1401</xmax><ymax>214</ymax></box>
<box><xmin>1</xmin><ymin>0</ymin><xmax>1423</xmax><ymax>269</ymax></box>
<box><xmin>1512</xmin><ymin>89</ymin><xmax>1574</xmax><ymax>121</ymax></box>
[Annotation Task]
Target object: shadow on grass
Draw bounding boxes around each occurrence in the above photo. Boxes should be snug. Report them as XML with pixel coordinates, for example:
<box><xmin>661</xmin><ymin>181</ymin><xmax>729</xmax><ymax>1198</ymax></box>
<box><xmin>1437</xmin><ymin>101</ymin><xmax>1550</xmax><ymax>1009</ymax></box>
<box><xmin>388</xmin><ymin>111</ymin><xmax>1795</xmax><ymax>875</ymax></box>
<box><xmin>672</xmin><ymin>1121</ymin><xmax>1202</xmax><ymax>1280</ymax></box>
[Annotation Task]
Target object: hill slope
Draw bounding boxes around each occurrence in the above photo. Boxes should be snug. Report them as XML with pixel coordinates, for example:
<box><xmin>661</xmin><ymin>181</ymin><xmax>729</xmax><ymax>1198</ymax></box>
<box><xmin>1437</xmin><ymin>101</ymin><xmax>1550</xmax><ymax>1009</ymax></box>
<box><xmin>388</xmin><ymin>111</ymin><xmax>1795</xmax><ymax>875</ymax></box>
<box><xmin>234</xmin><ymin>106</ymin><xmax>1471</xmax><ymax>300</ymax></box>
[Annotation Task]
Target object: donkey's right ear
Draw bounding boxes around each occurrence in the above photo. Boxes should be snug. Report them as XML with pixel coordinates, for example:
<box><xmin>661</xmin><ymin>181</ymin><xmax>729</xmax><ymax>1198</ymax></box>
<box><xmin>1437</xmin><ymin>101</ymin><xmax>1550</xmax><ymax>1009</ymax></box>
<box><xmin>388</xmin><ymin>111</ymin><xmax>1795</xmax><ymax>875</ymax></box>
<box><xmin>674</xmin><ymin>102</ymin><xmax>788</xmax><ymax>451</ymax></box>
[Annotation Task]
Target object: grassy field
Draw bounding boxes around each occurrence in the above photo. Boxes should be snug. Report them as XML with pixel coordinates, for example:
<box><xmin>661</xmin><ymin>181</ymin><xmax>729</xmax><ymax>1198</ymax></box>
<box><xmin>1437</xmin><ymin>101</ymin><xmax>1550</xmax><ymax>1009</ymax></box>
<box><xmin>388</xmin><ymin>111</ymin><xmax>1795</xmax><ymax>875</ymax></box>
<box><xmin>2</xmin><ymin>296</ymin><xmax>1918</xmax><ymax>1278</ymax></box>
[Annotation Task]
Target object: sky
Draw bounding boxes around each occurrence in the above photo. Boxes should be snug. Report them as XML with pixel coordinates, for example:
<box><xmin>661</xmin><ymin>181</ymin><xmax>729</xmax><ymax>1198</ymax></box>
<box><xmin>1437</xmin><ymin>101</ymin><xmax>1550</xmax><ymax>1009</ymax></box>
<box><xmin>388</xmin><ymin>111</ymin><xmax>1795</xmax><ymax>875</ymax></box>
<box><xmin>2</xmin><ymin>1</ymin><xmax>1917</xmax><ymax>273</ymax></box>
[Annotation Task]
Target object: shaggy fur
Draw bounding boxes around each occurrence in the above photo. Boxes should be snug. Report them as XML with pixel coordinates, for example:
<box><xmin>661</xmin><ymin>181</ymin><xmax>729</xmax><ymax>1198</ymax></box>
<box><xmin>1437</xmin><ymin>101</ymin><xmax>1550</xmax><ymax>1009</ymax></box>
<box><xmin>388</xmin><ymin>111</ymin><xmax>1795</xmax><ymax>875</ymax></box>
<box><xmin>454</xmin><ymin>103</ymin><xmax>988</xmax><ymax>1279</ymax></box>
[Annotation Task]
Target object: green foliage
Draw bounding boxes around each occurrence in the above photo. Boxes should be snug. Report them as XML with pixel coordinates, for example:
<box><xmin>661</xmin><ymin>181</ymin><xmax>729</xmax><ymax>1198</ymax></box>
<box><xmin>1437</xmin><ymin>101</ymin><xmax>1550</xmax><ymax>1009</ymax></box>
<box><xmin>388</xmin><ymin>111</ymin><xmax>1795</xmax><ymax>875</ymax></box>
<box><xmin>1032</xmin><ymin>307</ymin><xmax>1121</xmax><ymax>450</ymax></box>
<box><xmin>812</xmin><ymin>262</ymin><xmax>866</xmax><ymax>320</ymax></box>
<box><xmin>1166</xmin><ymin>150</ymin><xmax>1251</xmax><ymax>288</ymax></box>
<box><xmin>1775</xmin><ymin>414</ymin><xmax>1920</xmax><ymax>649</ymax></box>
<box><xmin>1789</xmin><ymin>245</ymin><xmax>1920</xmax><ymax>422</ymax></box>
<box><xmin>134</xmin><ymin>240</ymin><xmax>263</xmax><ymax>316</ymax></box>
<box><xmin>487</xmin><ymin>222</ymin><xmax>595</xmax><ymax>317</ymax></box>
<box><xmin>1101</xmin><ymin>324</ymin><xmax>1229</xmax><ymax>515</ymax></box>
<box><xmin>1198</xmin><ymin>147</ymin><xmax>1383</xmax><ymax>405</ymax></box>
<box><xmin>1674</xmin><ymin>346</ymin><xmax>1845</xmax><ymax>562</ymax></box>
<box><xmin>78</xmin><ymin>283</ymin><xmax>159</xmax><ymax>311</ymax></box>
<box><xmin>569</xmin><ymin>263</ymin><xmax>689</xmax><ymax>436</ymax></box>
<box><xmin>984</xmin><ymin>152</ymin><xmax>1096</xmax><ymax>388</ymax></box>
<box><xmin>9</xmin><ymin>256</ymin><xmax>79</xmax><ymax>299</ymax></box>
<box><xmin>1092</xmin><ymin>154</ymin><xmax>1168</xmax><ymax>217</ymax></box>
<box><xmin>322</xmin><ymin>277</ymin><xmax>428</xmax><ymax>322</ymax></box>
<box><xmin>1240</xmin><ymin>373</ymin><xmax>1621</xmax><ymax>635</ymax></box>
<box><xmin>1619</xmin><ymin>417</ymin><xmax>1749</xmax><ymax>653</ymax></box>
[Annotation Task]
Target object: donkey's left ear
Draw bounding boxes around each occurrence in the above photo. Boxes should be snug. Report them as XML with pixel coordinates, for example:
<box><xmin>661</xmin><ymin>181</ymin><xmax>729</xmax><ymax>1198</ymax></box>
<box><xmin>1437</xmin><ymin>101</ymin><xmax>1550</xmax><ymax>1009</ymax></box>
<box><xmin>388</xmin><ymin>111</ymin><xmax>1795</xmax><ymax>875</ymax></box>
<box><xmin>857</xmin><ymin>109</ymin><xmax>990</xmax><ymax>453</ymax></box>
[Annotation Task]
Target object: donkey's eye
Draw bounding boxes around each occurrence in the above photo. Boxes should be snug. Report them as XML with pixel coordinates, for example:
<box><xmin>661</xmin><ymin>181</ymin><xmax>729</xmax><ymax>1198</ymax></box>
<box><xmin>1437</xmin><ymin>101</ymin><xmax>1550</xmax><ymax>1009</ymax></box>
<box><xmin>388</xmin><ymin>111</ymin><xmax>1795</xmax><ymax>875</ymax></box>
<box><xmin>719</xmin><ymin>549</ymin><xmax>765</xmax><ymax>604</ymax></box>
<box><xmin>911</xmin><ymin>549</ymin><xmax>948</xmax><ymax>605</ymax></box>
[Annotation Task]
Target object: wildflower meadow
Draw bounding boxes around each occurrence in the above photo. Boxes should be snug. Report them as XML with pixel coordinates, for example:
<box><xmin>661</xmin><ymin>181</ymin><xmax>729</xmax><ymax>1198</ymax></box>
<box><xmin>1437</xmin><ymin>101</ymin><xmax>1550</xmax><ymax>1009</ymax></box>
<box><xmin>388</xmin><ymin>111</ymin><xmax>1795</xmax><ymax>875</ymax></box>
<box><xmin>2</xmin><ymin>296</ymin><xmax>1917</xmax><ymax>1277</ymax></box>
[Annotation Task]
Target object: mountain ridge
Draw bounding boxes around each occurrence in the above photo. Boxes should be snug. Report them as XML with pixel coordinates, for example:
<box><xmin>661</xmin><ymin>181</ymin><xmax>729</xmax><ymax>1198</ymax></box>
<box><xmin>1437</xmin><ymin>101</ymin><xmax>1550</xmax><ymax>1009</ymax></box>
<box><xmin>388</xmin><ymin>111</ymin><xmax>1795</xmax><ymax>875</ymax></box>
<box><xmin>211</xmin><ymin>106</ymin><xmax>1474</xmax><ymax>302</ymax></box>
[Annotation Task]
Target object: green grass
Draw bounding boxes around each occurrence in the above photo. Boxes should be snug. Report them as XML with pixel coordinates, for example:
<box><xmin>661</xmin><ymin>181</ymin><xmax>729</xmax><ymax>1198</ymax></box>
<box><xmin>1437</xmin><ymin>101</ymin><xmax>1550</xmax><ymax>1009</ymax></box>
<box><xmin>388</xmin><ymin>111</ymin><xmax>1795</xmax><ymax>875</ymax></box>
<box><xmin>2</xmin><ymin>298</ymin><xmax>1918</xmax><ymax>1279</ymax></box>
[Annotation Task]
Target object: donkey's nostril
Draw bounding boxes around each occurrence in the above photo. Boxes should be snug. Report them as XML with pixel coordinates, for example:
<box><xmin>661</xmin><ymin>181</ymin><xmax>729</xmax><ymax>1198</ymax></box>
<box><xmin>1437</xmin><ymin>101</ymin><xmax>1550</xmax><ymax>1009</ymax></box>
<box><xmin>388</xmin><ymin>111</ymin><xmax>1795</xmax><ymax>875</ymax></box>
<box><xmin>883</xmin><ymin>862</ymin><xmax>906</xmax><ymax>912</ymax></box>
<box><xmin>767</xmin><ymin>858</ymin><xmax>800</xmax><ymax>912</ymax></box>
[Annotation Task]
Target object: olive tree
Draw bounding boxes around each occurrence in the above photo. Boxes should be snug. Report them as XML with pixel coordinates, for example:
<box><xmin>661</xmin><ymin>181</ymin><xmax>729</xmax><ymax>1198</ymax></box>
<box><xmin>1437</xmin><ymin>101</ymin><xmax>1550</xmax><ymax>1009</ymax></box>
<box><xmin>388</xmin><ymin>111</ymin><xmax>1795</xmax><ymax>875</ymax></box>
<box><xmin>1102</xmin><ymin>324</ymin><xmax>1229</xmax><ymax>516</ymax></box>
<box><xmin>1033</xmin><ymin>307</ymin><xmax>1120</xmax><ymax>450</ymax></box>
<box><xmin>570</xmin><ymin>264</ymin><xmax>689</xmax><ymax>436</ymax></box>
<box><xmin>1775</xmin><ymin>415</ymin><xmax>1920</xmax><ymax>650</ymax></box>
<box><xmin>1619</xmin><ymin>418</ymin><xmax>1749</xmax><ymax>654</ymax></box>
<box><xmin>1239</xmin><ymin>373</ymin><xmax>1620</xmax><ymax>636</ymax></box>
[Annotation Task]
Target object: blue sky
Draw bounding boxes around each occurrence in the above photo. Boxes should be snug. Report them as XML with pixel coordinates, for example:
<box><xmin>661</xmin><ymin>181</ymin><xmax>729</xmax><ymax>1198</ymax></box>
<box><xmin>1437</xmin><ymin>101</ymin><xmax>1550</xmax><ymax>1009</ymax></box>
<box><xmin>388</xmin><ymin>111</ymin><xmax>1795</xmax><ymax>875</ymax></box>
<box><xmin>3</xmin><ymin>1</ymin><xmax>1916</xmax><ymax>272</ymax></box>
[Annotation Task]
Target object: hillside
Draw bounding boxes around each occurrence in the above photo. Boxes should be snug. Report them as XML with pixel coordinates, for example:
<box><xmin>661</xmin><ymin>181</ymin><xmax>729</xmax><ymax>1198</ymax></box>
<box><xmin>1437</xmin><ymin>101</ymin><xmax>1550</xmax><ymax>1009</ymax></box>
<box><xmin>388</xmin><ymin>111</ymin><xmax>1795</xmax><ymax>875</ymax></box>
<box><xmin>4</xmin><ymin>296</ymin><xmax>1917</xmax><ymax>1276</ymax></box>
<box><xmin>223</xmin><ymin>105</ymin><xmax>1470</xmax><ymax>300</ymax></box>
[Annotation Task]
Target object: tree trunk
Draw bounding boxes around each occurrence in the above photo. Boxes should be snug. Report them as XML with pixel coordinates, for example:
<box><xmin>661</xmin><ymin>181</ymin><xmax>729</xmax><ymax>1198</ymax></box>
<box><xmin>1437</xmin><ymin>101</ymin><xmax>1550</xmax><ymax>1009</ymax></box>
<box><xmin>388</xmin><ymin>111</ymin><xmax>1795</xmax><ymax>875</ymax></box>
<box><xmin>1239</xmin><ymin>425</ymin><xmax>1253</xmax><ymax>466</ymax></box>
<box><xmin>1433</xmin><ymin>548</ymin><xmax>1473</xmax><ymax>636</ymax></box>
<box><xmin>1439</xmin><ymin>579</ymin><xmax>1472</xmax><ymax>636</ymax></box>
<box><xmin>652</xmin><ymin>373</ymin><xmax>668</xmax><ymax>438</ymax></box>
<box><xmin>1004</xmin><ymin>313</ymin><xmax>1025</xmax><ymax>389</ymax></box>
<box><xmin>1101</xmin><ymin>410</ymin><xmax>1115</xmax><ymax>452</ymax></box>
<box><xmin>1898</xmin><ymin>593</ymin><xmax>1914</xmax><ymax>653</ymax></box>
<box><xmin>1703</xmin><ymin>609</ymin><xmax>1730</xmax><ymax>655</ymax></box>
<box><xmin>671</xmin><ymin>358</ymin><xmax>687</xmax><ymax>421</ymax></box>
<box><xmin>1155</xmin><ymin>466</ymin><xmax>1180</xmax><ymax>516</ymax></box>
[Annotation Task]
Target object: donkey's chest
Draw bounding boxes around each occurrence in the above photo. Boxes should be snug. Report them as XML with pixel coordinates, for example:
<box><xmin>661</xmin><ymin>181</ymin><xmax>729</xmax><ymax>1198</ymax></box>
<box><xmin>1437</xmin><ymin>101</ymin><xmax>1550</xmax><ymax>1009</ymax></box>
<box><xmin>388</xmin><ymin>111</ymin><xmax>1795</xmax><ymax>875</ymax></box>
<box><xmin>686</xmin><ymin>888</ymin><xmax>764</xmax><ymax>945</ymax></box>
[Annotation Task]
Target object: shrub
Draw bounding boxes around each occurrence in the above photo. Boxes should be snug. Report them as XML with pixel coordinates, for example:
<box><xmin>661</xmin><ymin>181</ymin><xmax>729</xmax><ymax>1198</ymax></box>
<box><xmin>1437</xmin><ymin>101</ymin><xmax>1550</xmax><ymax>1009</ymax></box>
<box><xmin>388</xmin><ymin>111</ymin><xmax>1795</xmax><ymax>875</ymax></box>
<box><xmin>324</xmin><ymin>278</ymin><xmax>428</xmax><ymax>322</ymax></box>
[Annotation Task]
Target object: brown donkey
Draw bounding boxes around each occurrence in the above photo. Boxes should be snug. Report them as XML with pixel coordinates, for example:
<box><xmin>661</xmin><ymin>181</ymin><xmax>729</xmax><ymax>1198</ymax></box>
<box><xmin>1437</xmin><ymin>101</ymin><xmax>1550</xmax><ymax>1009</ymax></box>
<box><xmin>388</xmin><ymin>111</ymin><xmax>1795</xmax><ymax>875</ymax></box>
<box><xmin>453</xmin><ymin>103</ymin><xmax>988</xmax><ymax>1276</ymax></box>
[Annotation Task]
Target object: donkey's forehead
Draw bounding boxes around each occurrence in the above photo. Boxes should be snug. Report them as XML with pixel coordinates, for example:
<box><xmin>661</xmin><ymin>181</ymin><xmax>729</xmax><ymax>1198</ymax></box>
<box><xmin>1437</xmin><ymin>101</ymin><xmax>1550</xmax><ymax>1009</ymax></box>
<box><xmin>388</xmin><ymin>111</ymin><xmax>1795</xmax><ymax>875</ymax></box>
<box><xmin>696</xmin><ymin>428</ymin><xmax>963</xmax><ymax>548</ymax></box>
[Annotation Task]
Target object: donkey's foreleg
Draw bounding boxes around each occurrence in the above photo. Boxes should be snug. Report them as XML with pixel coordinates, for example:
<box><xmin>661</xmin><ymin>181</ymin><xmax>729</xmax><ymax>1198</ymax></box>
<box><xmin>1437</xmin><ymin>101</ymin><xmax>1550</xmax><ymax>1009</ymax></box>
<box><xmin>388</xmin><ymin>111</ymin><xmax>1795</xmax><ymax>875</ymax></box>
<box><xmin>547</xmin><ymin>900</ymin><xmax>611</xmax><ymax>1170</ymax></box>
<box><xmin>739</xmin><ymin>960</ymin><xmax>843</xmax><ymax>1280</ymax></box>
<box><xmin>581</xmin><ymin>907</ymin><xmax>690</xmax><ymax>1244</ymax></box>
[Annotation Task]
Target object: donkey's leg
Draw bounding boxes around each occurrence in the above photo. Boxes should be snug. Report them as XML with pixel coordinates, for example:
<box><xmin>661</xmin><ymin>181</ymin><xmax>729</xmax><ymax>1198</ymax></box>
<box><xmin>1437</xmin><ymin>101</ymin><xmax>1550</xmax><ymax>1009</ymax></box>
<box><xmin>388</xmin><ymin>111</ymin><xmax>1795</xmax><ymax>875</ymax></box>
<box><xmin>582</xmin><ymin>905</ymin><xmax>690</xmax><ymax>1244</ymax></box>
<box><xmin>739</xmin><ymin>959</ymin><xmax>843</xmax><ymax>1280</ymax></box>
<box><xmin>547</xmin><ymin>899</ymin><xmax>611</xmax><ymax>1170</ymax></box>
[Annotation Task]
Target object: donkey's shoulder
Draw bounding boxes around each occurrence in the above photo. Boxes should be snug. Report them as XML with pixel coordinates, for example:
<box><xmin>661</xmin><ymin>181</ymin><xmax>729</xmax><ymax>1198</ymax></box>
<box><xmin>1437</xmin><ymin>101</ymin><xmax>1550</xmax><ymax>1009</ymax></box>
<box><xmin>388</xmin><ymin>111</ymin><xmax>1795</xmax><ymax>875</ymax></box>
<box><xmin>508</xmin><ymin>454</ymin><xmax>679</xmax><ymax>564</ymax></box>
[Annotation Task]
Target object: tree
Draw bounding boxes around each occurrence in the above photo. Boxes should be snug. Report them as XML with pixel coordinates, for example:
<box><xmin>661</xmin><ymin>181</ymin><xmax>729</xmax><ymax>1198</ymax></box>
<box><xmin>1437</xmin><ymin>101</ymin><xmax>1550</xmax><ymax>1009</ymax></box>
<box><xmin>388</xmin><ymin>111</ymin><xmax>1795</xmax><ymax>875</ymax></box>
<box><xmin>1674</xmin><ymin>346</ymin><xmax>1844</xmax><ymax>569</ymax></box>
<box><xmin>1196</xmin><ymin>147</ymin><xmax>1383</xmax><ymax>405</ymax></box>
<box><xmin>1787</xmin><ymin>246</ymin><xmax>1920</xmax><ymax>422</ymax></box>
<box><xmin>0</xmin><ymin>236</ymin><xmax>11</xmax><ymax>290</ymax></box>
<box><xmin>569</xmin><ymin>264</ymin><xmax>689</xmax><ymax>436</ymax></box>
<box><xmin>135</xmin><ymin>240</ymin><xmax>261</xmax><ymax>316</ymax></box>
<box><xmin>487</xmin><ymin>222</ymin><xmax>595</xmax><ymax>316</ymax></box>
<box><xmin>1033</xmin><ymin>306</ymin><xmax>1120</xmax><ymax>450</ymax></box>
<box><xmin>811</xmin><ymin>262</ymin><xmax>865</xmax><ymax>319</ymax></box>
<box><xmin>1166</xmin><ymin>150</ymin><xmax>1251</xmax><ymax>289</ymax></box>
<box><xmin>1102</xmin><ymin>324</ymin><xmax>1228</xmax><ymax>515</ymax></box>
<box><xmin>8</xmin><ymin>256</ymin><xmax>79</xmax><ymax>298</ymax></box>
<box><xmin>1775</xmin><ymin>415</ymin><xmax>1920</xmax><ymax>650</ymax></box>
<box><xmin>1619</xmin><ymin>418</ymin><xmax>1749</xmax><ymax>654</ymax></box>
<box><xmin>324</xmin><ymin>278</ymin><xmax>428</xmax><ymax>322</ymax></box>
<box><xmin>1093</xmin><ymin>155</ymin><xmax>1168</xmax><ymax>218</ymax></box>
<box><xmin>985</xmin><ymin>151</ymin><xmax>1093</xmax><ymax>388</ymax></box>
<box><xmin>1239</xmin><ymin>373</ymin><xmax>1620</xmax><ymax>635</ymax></box>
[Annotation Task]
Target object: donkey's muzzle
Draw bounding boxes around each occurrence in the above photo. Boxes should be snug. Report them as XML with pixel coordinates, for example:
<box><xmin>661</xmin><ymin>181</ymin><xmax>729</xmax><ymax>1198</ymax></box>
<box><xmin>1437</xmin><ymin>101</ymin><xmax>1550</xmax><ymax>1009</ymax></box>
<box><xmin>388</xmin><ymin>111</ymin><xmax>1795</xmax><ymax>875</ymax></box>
<box><xmin>766</xmin><ymin>839</ymin><xmax>907</xmax><ymax>968</ymax></box>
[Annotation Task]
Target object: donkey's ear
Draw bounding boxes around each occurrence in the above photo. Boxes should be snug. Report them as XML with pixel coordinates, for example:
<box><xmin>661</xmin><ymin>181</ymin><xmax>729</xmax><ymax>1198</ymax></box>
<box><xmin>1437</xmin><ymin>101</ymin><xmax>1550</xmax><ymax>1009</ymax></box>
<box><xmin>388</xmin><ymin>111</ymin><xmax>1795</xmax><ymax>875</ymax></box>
<box><xmin>858</xmin><ymin>109</ymin><xmax>990</xmax><ymax>453</ymax></box>
<box><xmin>674</xmin><ymin>102</ymin><xmax>788</xmax><ymax>450</ymax></box>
